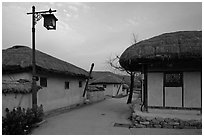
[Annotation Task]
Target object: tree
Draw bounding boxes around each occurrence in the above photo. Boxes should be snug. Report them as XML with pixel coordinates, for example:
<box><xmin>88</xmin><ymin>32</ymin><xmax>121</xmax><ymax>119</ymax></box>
<box><xmin>107</xmin><ymin>33</ymin><xmax>139</xmax><ymax>104</ymax></box>
<box><xmin>107</xmin><ymin>54</ymin><xmax>136</xmax><ymax>104</ymax></box>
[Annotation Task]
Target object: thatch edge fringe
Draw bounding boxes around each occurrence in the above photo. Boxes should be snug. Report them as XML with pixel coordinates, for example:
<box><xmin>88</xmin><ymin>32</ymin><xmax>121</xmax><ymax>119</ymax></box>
<box><xmin>119</xmin><ymin>31</ymin><xmax>202</xmax><ymax>71</ymax></box>
<box><xmin>2</xmin><ymin>80</ymin><xmax>42</xmax><ymax>94</ymax></box>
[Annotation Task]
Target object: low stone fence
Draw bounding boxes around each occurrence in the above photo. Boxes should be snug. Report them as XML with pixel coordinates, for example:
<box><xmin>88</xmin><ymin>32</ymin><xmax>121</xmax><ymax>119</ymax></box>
<box><xmin>130</xmin><ymin>97</ymin><xmax>202</xmax><ymax>129</ymax></box>
<box><xmin>131</xmin><ymin>114</ymin><xmax>202</xmax><ymax>129</ymax></box>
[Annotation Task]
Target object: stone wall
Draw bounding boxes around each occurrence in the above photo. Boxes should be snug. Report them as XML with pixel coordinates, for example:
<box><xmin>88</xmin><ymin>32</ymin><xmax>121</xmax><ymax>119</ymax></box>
<box><xmin>131</xmin><ymin>114</ymin><xmax>202</xmax><ymax>129</ymax></box>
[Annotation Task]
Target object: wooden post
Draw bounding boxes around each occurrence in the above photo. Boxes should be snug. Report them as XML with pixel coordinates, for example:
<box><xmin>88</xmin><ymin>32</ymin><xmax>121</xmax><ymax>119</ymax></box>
<box><xmin>140</xmin><ymin>79</ymin><xmax>143</xmax><ymax>103</ymax></box>
<box><xmin>127</xmin><ymin>72</ymin><xmax>134</xmax><ymax>104</ymax></box>
<box><xmin>31</xmin><ymin>6</ymin><xmax>37</xmax><ymax>110</ymax></box>
<box><xmin>200</xmin><ymin>70</ymin><xmax>202</xmax><ymax>114</ymax></box>
<box><xmin>27</xmin><ymin>6</ymin><xmax>58</xmax><ymax>110</ymax></box>
<box><xmin>83</xmin><ymin>63</ymin><xmax>94</xmax><ymax>97</ymax></box>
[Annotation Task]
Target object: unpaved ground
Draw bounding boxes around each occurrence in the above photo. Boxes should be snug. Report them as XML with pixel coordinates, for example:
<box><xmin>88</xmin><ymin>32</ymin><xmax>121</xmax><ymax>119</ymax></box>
<box><xmin>32</xmin><ymin>96</ymin><xmax>202</xmax><ymax>135</ymax></box>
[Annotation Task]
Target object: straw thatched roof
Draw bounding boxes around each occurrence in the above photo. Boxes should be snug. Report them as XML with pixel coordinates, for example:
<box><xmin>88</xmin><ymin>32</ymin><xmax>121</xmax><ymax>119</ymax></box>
<box><xmin>91</xmin><ymin>71</ymin><xmax>129</xmax><ymax>84</ymax></box>
<box><xmin>2</xmin><ymin>79</ymin><xmax>41</xmax><ymax>94</ymax></box>
<box><xmin>90</xmin><ymin>75</ymin><xmax>124</xmax><ymax>85</ymax></box>
<box><xmin>90</xmin><ymin>71</ymin><xmax>141</xmax><ymax>87</ymax></box>
<box><xmin>119</xmin><ymin>31</ymin><xmax>202</xmax><ymax>71</ymax></box>
<box><xmin>91</xmin><ymin>71</ymin><xmax>117</xmax><ymax>80</ymax></box>
<box><xmin>3</xmin><ymin>46</ymin><xmax>89</xmax><ymax>78</ymax></box>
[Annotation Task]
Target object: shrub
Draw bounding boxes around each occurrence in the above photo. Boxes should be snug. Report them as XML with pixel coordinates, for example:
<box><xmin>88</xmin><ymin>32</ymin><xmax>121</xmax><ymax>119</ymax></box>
<box><xmin>2</xmin><ymin>105</ymin><xmax>44</xmax><ymax>135</ymax></box>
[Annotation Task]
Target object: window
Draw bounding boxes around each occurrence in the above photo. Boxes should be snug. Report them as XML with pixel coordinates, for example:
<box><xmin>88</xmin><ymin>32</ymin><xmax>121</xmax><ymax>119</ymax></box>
<box><xmin>164</xmin><ymin>72</ymin><xmax>182</xmax><ymax>87</ymax></box>
<box><xmin>103</xmin><ymin>84</ymin><xmax>107</xmax><ymax>88</ymax></box>
<box><xmin>40</xmin><ymin>77</ymin><xmax>47</xmax><ymax>87</ymax></box>
<box><xmin>79</xmin><ymin>81</ymin><xmax>82</xmax><ymax>88</ymax></box>
<box><xmin>65</xmin><ymin>82</ymin><xmax>69</xmax><ymax>89</ymax></box>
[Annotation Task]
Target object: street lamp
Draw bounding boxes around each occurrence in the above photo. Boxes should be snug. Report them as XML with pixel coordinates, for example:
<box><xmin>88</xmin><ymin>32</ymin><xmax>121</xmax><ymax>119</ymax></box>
<box><xmin>27</xmin><ymin>6</ymin><xmax>58</xmax><ymax>109</ymax></box>
<box><xmin>42</xmin><ymin>14</ymin><xmax>58</xmax><ymax>30</ymax></box>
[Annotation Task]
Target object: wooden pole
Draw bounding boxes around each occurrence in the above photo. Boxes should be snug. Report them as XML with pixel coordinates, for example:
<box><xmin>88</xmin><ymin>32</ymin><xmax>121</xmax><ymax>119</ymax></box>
<box><xmin>200</xmin><ymin>70</ymin><xmax>202</xmax><ymax>114</ymax></box>
<box><xmin>83</xmin><ymin>63</ymin><xmax>94</xmax><ymax>97</ymax></box>
<box><xmin>28</xmin><ymin>6</ymin><xmax>58</xmax><ymax>110</ymax></box>
<box><xmin>31</xmin><ymin>6</ymin><xmax>37</xmax><ymax>110</ymax></box>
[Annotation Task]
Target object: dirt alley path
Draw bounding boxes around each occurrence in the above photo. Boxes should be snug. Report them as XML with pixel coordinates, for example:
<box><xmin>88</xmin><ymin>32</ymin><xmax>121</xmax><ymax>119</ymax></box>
<box><xmin>32</xmin><ymin>96</ymin><xmax>132</xmax><ymax>135</ymax></box>
<box><xmin>31</xmin><ymin>96</ymin><xmax>202</xmax><ymax>135</ymax></box>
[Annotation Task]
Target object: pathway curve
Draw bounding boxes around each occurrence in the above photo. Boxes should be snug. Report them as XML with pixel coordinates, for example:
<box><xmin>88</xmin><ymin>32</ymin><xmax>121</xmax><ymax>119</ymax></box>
<box><xmin>32</xmin><ymin>96</ymin><xmax>132</xmax><ymax>135</ymax></box>
<box><xmin>32</xmin><ymin>96</ymin><xmax>201</xmax><ymax>135</ymax></box>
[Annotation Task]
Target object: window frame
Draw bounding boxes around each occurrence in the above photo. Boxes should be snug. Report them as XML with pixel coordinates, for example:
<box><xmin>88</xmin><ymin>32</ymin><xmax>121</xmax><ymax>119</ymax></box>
<box><xmin>65</xmin><ymin>81</ymin><xmax>70</xmax><ymax>89</ymax></box>
<box><xmin>164</xmin><ymin>72</ymin><xmax>183</xmax><ymax>87</ymax></box>
<box><xmin>40</xmin><ymin>77</ymin><xmax>47</xmax><ymax>87</ymax></box>
<box><xmin>79</xmin><ymin>81</ymin><xmax>82</xmax><ymax>88</ymax></box>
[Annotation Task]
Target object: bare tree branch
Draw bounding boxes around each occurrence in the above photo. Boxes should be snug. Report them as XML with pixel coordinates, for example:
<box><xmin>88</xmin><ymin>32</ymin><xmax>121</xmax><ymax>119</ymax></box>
<box><xmin>106</xmin><ymin>33</ymin><xmax>140</xmax><ymax>104</ymax></box>
<box><xmin>133</xmin><ymin>33</ymin><xmax>137</xmax><ymax>44</ymax></box>
<box><xmin>107</xmin><ymin>33</ymin><xmax>139</xmax><ymax>75</ymax></box>
<box><xmin>106</xmin><ymin>55</ymin><xmax>131</xmax><ymax>75</ymax></box>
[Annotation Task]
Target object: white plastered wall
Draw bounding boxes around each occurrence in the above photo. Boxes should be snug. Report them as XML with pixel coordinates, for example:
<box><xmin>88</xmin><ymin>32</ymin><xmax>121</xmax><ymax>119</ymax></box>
<box><xmin>37</xmin><ymin>74</ymin><xmax>86</xmax><ymax>112</ymax></box>
<box><xmin>2</xmin><ymin>72</ymin><xmax>86</xmax><ymax>112</ymax></box>
<box><xmin>147</xmin><ymin>73</ymin><xmax>163</xmax><ymax>106</ymax></box>
<box><xmin>183</xmin><ymin>72</ymin><xmax>201</xmax><ymax>108</ymax></box>
<box><xmin>97</xmin><ymin>84</ymin><xmax>122</xmax><ymax>96</ymax></box>
<box><xmin>147</xmin><ymin>71</ymin><xmax>201</xmax><ymax>108</ymax></box>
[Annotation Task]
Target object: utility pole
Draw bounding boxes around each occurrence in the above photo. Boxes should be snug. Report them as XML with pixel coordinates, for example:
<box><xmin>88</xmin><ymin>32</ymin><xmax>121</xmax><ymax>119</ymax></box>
<box><xmin>31</xmin><ymin>6</ymin><xmax>37</xmax><ymax>110</ymax></box>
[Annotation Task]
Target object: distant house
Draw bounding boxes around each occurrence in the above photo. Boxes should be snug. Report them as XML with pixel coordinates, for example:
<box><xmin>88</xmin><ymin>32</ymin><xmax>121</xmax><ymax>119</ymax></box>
<box><xmin>2</xmin><ymin>45</ymin><xmax>89</xmax><ymax>114</ymax></box>
<box><xmin>91</xmin><ymin>71</ymin><xmax>140</xmax><ymax>90</ymax></box>
<box><xmin>119</xmin><ymin>31</ymin><xmax>201</xmax><ymax>112</ymax></box>
<box><xmin>90</xmin><ymin>75</ymin><xmax>124</xmax><ymax>97</ymax></box>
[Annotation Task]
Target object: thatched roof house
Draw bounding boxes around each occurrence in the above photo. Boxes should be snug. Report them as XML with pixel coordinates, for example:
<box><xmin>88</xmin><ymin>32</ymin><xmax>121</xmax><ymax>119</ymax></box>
<box><xmin>90</xmin><ymin>71</ymin><xmax>140</xmax><ymax>88</ymax></box>
<box><xmin>120</xmin><ymin>31</ymin><xmax>201</xmax><ymax>71</ymax></box>
<box><xmin>119</xmin><ymin>31</ymin><xmax>202</xmax><ymax>112</ymax></box>
<box><xmin>90</xmin><ymin>75</ymin><xmax>125</xmax><ymax>96</ymax></box>
<box><xmin>3</xmin><ymin>45</ymin><xmax>88</xmax><ymax>78</ymax></box>
<box><xmin>2</xmin><ymin>45</ymin><xmax>89</xmax><ymax>113</ymax></box>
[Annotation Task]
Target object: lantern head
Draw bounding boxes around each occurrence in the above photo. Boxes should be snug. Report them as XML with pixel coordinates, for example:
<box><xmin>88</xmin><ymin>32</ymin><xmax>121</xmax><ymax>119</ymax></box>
<box><xmin>42</xmin><ymin>14</ymin><xmax>58</xmax><ymax>30</ymax></box>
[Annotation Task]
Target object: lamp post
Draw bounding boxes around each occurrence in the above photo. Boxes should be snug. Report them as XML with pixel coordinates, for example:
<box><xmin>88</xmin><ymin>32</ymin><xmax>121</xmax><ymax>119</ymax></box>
<box><xmin>27</xmin><ymin>6</ymin><xmax>58</xmax><ymax>109</ymax></box>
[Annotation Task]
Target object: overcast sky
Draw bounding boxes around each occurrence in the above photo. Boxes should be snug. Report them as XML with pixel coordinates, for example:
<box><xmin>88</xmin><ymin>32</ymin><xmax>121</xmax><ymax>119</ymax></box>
<box><xmin>2</xmin><ymin>2</ymin><xmax>202</xmax><ymax>71</ymax></box>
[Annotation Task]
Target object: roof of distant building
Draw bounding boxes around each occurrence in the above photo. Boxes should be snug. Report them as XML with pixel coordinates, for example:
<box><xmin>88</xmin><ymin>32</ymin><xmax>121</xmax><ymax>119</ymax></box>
<box><xmin>90</xmin><ymin>75</ymin><xmax>124</xmax><ymax>85</ymax></box>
